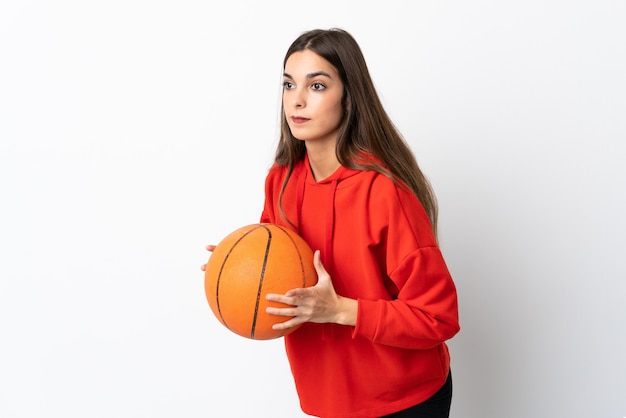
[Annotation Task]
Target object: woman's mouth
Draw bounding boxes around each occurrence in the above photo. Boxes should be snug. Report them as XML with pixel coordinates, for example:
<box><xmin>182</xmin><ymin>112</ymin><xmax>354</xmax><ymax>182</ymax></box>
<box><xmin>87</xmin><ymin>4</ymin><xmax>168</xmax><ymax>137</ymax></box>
<box><xmin>291</xmin><ymin>116</ymin><xmax>309</xmax><ymax>124</ymax></box>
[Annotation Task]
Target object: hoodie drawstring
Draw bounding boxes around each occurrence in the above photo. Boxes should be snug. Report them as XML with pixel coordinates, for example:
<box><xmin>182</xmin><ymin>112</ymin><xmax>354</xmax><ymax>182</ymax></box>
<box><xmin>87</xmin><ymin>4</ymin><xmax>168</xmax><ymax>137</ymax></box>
<box><xmin>295</xmin><ymin>159</ymin><xmax>338</xmax><ymax>272</ymax></box>
<box><xmin>324</xmin><ymin>179</ymin><xmax>338</xmax><ymax>269</ymax></box>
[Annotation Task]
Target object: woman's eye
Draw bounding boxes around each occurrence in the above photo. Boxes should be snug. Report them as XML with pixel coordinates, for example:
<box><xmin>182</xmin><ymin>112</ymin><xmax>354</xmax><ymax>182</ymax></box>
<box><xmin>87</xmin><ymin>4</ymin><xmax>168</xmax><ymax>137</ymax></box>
<box><xmin>282</xmin><ymin>81</ymin><xmax>294</xmax><ymax>89</ymax></box>
<box><xmin>312</xmin><ymin>82</ymin><xmax>326</xmax><ymax>91</ymax></box>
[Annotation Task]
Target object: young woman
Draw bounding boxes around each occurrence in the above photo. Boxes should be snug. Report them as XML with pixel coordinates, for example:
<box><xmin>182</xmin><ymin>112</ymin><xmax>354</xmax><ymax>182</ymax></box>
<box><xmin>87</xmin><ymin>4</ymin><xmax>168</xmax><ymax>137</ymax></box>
<box><xmin>206</xmin><ymin>28</ymin><xmax>460</xmax><ymax>417</ymax></box>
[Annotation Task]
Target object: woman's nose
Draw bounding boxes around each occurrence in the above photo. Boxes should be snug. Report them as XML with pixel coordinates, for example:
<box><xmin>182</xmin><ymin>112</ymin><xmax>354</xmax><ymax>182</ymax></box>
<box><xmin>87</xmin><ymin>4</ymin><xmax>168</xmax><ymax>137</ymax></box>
<box><xmin>293</xmin><ymin>88</ymin><xmax>305</xmax><ymax>108</ymax></box>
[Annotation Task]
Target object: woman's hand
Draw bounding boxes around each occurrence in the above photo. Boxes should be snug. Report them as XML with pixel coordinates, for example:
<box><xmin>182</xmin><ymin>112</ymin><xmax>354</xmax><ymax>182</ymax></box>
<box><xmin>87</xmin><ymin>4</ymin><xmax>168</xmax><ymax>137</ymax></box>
<box><xmin>265</xmin><ymin>250</ymin><xmax>357</xmax><ymax>330</ymax></box>
<box><xmin>200</xmin><ymin>245</ymin><xmax>216</xmax><ymax>271</ymax></box>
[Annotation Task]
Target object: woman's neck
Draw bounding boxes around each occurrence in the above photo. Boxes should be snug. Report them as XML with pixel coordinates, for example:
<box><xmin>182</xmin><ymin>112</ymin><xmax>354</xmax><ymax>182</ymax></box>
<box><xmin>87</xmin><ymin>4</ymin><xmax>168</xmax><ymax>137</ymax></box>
<box><xmin>305</xmin><ymin>141</ymin><xmax>340</xmax><ymax>181</ymax></box>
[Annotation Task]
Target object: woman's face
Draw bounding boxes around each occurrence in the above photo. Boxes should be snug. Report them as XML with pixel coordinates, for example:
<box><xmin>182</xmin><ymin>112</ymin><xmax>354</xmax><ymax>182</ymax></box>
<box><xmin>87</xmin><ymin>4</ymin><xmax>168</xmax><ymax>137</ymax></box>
<box><xmin>282</xmin><ymin>50</ymin><xmax>345</xmax><ymax>146</ymax></box>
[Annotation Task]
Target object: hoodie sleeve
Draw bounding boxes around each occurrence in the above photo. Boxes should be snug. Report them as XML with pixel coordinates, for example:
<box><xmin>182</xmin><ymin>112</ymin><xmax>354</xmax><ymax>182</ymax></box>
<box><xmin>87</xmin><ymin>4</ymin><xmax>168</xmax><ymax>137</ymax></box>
<box><xmin>260</xmin><ymin>164</ymin><xmax>283</xmax><ymax>224</ymax></box>
<box><xmin>353</xmin><ymin>181</ymin><xmax>460</xmax><ymax>349</ymax></box>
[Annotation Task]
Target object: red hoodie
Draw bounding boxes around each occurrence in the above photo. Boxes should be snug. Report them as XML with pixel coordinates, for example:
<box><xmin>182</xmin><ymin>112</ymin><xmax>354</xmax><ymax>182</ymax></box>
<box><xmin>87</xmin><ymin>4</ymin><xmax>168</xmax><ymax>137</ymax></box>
<box><xmin>260</xmin><ymin>154</ymin><xmax>460</xmax><ymax>418</ymax></box>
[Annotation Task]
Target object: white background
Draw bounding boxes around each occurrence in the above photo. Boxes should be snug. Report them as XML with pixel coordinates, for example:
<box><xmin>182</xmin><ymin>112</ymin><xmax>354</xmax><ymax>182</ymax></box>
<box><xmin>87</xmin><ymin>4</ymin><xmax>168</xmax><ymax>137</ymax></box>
<box><xmin>1</xmin><ymin>1</ymin><xmax>625</xmax><ymax>417</ymax></box>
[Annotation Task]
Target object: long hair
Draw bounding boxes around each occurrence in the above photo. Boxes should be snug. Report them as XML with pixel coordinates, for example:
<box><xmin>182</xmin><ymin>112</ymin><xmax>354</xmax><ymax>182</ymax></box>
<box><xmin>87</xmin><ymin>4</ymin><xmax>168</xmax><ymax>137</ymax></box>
<box><xmin>274</xmin><ymin>28</ymin><xmax>440</xmax><ymax>237</ymax></box>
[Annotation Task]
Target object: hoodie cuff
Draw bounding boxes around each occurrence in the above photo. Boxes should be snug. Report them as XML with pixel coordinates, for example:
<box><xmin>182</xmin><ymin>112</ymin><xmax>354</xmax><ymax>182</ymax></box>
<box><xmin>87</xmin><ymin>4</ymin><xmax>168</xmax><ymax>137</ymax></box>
<box><xmin>352</xmin><ymin>298</ymin><xmax>381</xmax><ymax>340</ymax></box>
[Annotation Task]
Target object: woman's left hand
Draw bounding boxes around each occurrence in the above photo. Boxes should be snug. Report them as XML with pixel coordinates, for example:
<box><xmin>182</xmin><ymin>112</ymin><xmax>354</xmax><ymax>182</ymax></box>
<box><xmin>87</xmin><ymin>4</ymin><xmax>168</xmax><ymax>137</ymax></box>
<box><xmin>265</xmin><ymin>250</ymin><xmax>357</xmax><ymax>329</ymax></box>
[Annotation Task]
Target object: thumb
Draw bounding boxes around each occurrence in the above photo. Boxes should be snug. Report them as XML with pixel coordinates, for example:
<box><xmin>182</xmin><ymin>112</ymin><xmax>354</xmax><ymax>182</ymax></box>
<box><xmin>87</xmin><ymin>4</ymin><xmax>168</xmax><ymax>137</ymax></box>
<box><xmin>313</xmin><ymin>250</ymin><xmax>328</xmax><ymax>280</ymax></box>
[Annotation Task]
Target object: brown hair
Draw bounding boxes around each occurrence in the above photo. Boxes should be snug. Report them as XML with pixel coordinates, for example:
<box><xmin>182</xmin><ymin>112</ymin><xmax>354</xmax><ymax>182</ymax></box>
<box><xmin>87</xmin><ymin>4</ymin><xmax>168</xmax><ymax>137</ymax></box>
<box><xmin>274</xmin><ymin>28</ymin><xmax>439</xmax><ymax>237</ymax></box>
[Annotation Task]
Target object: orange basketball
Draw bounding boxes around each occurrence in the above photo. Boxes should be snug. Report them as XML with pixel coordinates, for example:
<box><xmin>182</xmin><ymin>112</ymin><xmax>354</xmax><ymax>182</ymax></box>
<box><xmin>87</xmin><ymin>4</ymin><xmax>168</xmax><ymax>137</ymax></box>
<box><xmin>204</xmin><ymin>223</ymin><xmax>317</xmax><ymax>340</ymax></box>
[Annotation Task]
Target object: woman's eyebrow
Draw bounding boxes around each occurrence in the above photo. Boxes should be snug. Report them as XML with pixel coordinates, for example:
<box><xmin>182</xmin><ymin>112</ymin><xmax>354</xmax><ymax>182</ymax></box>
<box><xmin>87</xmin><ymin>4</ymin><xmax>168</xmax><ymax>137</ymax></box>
<box><xmin>283</xmin><ymin>71</ymin><xmax>332</xmax><ymax>80</ymax></box>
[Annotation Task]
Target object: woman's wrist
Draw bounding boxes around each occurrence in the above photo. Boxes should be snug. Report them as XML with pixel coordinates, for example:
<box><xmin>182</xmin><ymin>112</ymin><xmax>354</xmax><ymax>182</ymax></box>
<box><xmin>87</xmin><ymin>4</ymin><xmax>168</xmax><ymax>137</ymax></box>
<box><xmin>335</xmin><ymin>296</ymin><xmax>358</xmax><ymax>326</ymax></box>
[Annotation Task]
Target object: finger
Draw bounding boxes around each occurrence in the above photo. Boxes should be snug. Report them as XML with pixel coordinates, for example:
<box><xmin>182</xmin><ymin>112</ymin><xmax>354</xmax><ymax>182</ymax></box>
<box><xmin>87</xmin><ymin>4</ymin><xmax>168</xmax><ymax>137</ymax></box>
<box><xmin>265</xmin><ymin>305</ymin><xmax>299</xmax><ymax>317</ymax></box>
<box><xmin>271</xmin><ymin>317</ymin><xmax>306</xmax><ymax>330</ymax></box>
<box><xmin>284</xmin><ymin>287</ymin><xmax>311</xmax><ymax>298</ymax></box>
<box><xmin>313</xmin><ymin>250</ymin><xmax>328</xmax><ymax>276</ymax></box>
<box><xmin>266</xmin><ymin>293</ymin><xmax>301</xmax><ymax>305</ymax></box>
<box><xmin>314</xmin><ymin>249</ymin><xmax>322</xmax><ymax>266</ymax></box>
<box><xmin>206</xmin><ymin>245</ymin><xmax>216</xmax><ymax>252</ymax></box>
<box><xmin>200</xmin><ymin>264</ymin><xmax>207</xmax><ymax>271</ymax></box>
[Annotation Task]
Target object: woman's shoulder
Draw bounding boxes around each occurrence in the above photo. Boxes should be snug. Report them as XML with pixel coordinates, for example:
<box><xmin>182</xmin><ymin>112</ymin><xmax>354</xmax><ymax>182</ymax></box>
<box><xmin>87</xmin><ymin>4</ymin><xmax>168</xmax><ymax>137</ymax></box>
<box><xmin>264</xmin><ymin>160</ymin><xmax>306</xmax><ymax>189</ymax></box>
<box><xmin>266</xmin><ymin>159</ymin><xmax>307</xmax><ymax>174</ymax></box>
<box><xmin>266</xmin><ymin>162</ymin><xmax>286</xmax><ymax>176</ymax></box>
<box><xmin>367</xmin><ymin>170</ymin><xmax>413</xmax><ymax>198</ymax></box>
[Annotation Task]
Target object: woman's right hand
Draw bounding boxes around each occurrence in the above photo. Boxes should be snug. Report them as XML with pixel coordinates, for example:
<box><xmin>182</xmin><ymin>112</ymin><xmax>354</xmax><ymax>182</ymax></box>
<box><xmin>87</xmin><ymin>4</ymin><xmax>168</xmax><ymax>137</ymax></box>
<box><xmin>200</xmin><ymin>245</ymin><xmax>216</xmax><ymax>271</ymax></box>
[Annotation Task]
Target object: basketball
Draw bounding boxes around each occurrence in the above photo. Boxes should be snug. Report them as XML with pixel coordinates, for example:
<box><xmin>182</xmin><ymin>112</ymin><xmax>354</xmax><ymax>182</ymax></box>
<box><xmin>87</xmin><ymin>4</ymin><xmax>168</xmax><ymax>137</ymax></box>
<box><xmin>204</xmin><ymin>223</ymin><xmax>318</xmax><ymax>340</ymax></box>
